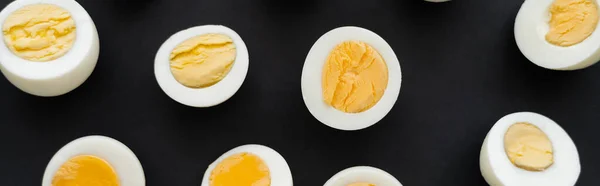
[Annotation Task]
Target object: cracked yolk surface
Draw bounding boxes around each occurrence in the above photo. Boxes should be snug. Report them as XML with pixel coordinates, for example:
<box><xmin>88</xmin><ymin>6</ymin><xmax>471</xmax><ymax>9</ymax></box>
<box><xmin>546</xmin><ymin>0</ymin><xmax>599</xmax><ymax>46</ymax></box>
<box><xmin>2</xmin><ymin>4</ymin><xmax>76</xmax><ymax>62</ymax></box>
<box><xmin>504</xmin><ymin>122</ymin><xmax>554</xmax><ymax>171</ymax></box>
<box><xmin>210</xmin><ymin>152</ymin><xmax>270</xmax><ymax>186</ymax></box>
<box><xmin>52</xmin><ymin>155</ymin><xmax>119</xmax><ymax>186</ymax></box>
<box><xmin>348</xmin><ymin>183</ymin><xmax>376</xmax><ymax>186</ymax></box>
<box><xmin>322</xmin><ymin>41</ymin><xmax>388</xmax><ymax>113</ymax></box>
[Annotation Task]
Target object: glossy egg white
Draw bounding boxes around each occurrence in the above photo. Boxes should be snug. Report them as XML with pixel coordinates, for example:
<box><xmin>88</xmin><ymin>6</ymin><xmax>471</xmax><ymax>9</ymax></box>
<box><xmin>324</xmin><ymin>166</ymin><xmax>402</xmax><ymax>186</ymax></box>
<box><xmin>480</xmin><ymin>112</ymin><xmax>580</xmax><ymax>186</ymax></box>
<box><xmin>0</xmin><ymin>0</ymin><xmax>99</xmax><ymax>96</ymax></box>
<box><xmin>42</xmin><ymin>135</ymin><xmax>145</xmax><ymax>186</ymax></box>
<box><xmin>154</xmin><ymin>25</ymin><xmax>249</xmax><ymax>107</ymax></box>
<box><xmin>201</xmin><ymin>144</ymin><xmax>293</xmax><ymax>186</ymax></box>
<box><xmin>514</xmin><ymin>0</ymin><xmax>600</xmax><ymax>70</ymax></box>
<box><xmin>301</xmin><ymin>26</ymin><xmax>402</xmax><ymax>131</ymax></box>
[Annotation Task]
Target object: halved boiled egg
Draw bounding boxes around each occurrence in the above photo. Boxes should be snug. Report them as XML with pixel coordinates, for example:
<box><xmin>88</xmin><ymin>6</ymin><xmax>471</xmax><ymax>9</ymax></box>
<box><xmin>324</xmin><ymin>166</ymin><xmax>402</xmax><ymax>186</ymax></box>
<box><xmin>0</xmin><ymin>0</ymin><xmax>99</xmax><ymax>96</ymax></box>
<box><xmin>201</xmin><ymin>144</ymin><xmax>293</xmax><ymax>186</ymax></box>
<box><xmin>515</xmin><ymin>0</ymin><xmax>600</xmax><ymax>70</ymax></box>
<box><xmin>154</xmin><ymin>25</ymin><xmax>249</xmax><ymax>107</ymax></box>
<box><xmin>42</xmin><ymin>135</ymin><xmax>145</xmax><ymax>186</ymax></box>
<box><xmin>301</xmin><ymin>26</ymin><xmax>402</xmax><ymax>131</ymax></box>
<box><xmin>480</xmin><ymin>112</ymin><xmax>580</xmax><ymax>186</ymax></box>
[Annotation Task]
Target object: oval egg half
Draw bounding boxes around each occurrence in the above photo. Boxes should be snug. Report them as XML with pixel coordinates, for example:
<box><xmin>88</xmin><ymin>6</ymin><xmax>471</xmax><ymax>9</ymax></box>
<box><xmin>324</xmin><ymin>166</ymin><xmax>402</xmax><ymax>186</ymax></box>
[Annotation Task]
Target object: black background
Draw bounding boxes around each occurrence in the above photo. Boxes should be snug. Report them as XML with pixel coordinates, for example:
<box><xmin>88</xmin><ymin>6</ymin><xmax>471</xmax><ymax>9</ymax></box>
<box><xmin>0</xmin><ymin>0</ymin><xmax>598</xmax><ymax>185</ymax></box>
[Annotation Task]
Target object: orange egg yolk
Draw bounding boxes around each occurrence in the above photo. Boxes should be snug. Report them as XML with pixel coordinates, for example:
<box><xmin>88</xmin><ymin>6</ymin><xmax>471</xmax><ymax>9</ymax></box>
<box><xmin>348</xmin><ymin>183</ymin><xmax>376</xmax><ymax>186</ymax></box>
<box><xmin>52</xmin><ymin>155</ymin><xmax>119</xmax><ymax>186</ymax></box>
<box><xmin>209</xmin><ymin>152</ymin><xmax>271</xmax><ymax>186</ymax></box>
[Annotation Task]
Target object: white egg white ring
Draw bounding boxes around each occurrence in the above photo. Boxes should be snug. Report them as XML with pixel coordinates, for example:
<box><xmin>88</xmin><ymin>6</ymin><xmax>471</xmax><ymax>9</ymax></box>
<box><xmin>480</xmin><ymin>112</ymin><xmax>580</xmax><ymax>186</ymax></box>
<box><xmin>154</xmin><ymin>25</ymin><xmax>249</xmax><ymax>107</ymax></box>
<box><xmin>201</xmin><ymin>144</ymin><xmax>293</xmax><ymax>186</ymax></box>
<box><xmin>324</xmin><ymin>166</ymin><xmax>402</xmax><ymax>186</ymax></box>
<box><xmin>0</xmin><ymin>0</ymin><xmax>99</xmax><ymax>96</ymax></box>
<box><xmin>42</xmin><ymin>135</ymin><xmax>145</xmax><ymax>186</ymax></box>
<box><xmin>514</xmin><ymin>0</ymin><xmax>600</xmax><ymax>70</ymax></box>
<box><xmin>301</xmin><ymin>26</ymin><xmax>402</xmax><ymax>131</ymax></box>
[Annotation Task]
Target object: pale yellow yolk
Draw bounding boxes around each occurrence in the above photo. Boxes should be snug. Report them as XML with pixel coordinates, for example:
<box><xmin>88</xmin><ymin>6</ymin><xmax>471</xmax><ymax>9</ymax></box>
<box><xmin>52</xmin><ymin>155</ymin><xmax>119</xmax><ymax>186</ymax></box>
<box><xmin>2</xmin><ymin>4</ymin><xmax>76</xmax><ymax>62</ymax></box>
<box><xmin>546</xmin><ymin>0</ymin><xmax>599</xmax><ymax>46</ymax></box>
<box><xmin>322</xmin><ymin>41</ymin><xmax>388</xmax><ymax>113</ymax></box>
<box><xmin>504</xmin><ymin>122</ymin><xmax>554</xmax><ymax>171</ymax></box>
<box><xmin>170</xmin><ymin>33</ymin><xmax>236</xmax><ymax>88</ymax></box>
<box><xmin>210</xmin><ymin>152</ymin><xmax>270</xmax><ymax>186</ymax></box>
<box><xmin>347</xmin><ymin>183</ymin><xmax>376</xmax><ymax>186</ymax></box>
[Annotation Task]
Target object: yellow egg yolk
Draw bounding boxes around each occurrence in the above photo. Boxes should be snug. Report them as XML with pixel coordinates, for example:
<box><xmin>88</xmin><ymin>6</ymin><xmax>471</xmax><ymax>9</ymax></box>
<box><xmin>2</xmin><ymin>4</ymin><xmax>76</xmax><ymax>62</ymax></box>
<box><xmin>209</xmin><ymin>152</ymin><xmax>270</xmax><ymax>186</ymax></box>
<box><xmin>170</xmin><ymin>33</ymin><xmax>236</xmax><ymax>88</ymax></box>
<box><xmin>504</xmin><ymin>122</ymin><xmax>554</xmax><ymax>171</ymax></box>
<box><xmin>52</xmin><ymin>155</ymin><xmax>119</xmax><ymax>186</ymax></box>
<box><xmin>546</xmin><ymin>0</ymin><xmax>599</xmax><ymax>46</ymax></box>
<box><xmin>322</xmin><ymin>41</ymin><xmax>388</xmax><ymax>113</ymax></box>
<box><xmin>347</xmin><ymin>183</ymin><xmax>376</xmax><ymax>186</ymax></box>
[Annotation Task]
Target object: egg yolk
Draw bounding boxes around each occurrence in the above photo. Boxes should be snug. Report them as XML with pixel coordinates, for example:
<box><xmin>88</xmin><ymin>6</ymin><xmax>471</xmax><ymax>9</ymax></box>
<box><xmin>52</xmin><ymin>155</ymin><xmax>119</xmax><ymax>186</ymax></box>
<box><xmin>546</xmin><ymin>0</ymin><xmax>599</xmax><ymax>47</ymax></box>
<box><xmin>170</xmin><ymin>33</ymin><xmax>236</xmax><ymax>88</ymax></box>
<box><xmin>504</xmin><ymin>122</ymin><xmax>554</xmax><ymax>171</ymax></box>
<box><xmin>347</xmin><ymin>183</ymin><xmax>375</xmax><ymax>186</ymax></box>
<box><xmin>2</xmin><ymin>4</ymin><xmax>76</xmax><ymax>62</ymax></box>
<box><xmin>322</xmin><ymin>41</ymin><xmax>388</xmax><ymax>113</ymax></box>
<box><xmin>209</xmin><ymin>152</ymin><xmax>270</xmax><ymax>186</ymax></box>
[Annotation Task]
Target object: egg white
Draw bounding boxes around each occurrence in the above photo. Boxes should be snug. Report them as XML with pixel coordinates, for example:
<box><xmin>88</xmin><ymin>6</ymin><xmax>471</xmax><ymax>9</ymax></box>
<box><xmin>301</xmin><ymin>26</ymin><xmax>402</xmax><ymax>131</ymax></box>
<box><xmin>42</xmin><ymin>135</ymin><xmax>145</xmax><ymax>186</ymax></box>
<box><xmin>480</xmin><ymin>112</ymin><xmax>580</xmax><ymax>186</ymax></box>
<box><xmin>514</xmin><ymin>0</ymin><xmax>600</xmax><ymax>70</ymax></box>
<box><xmin>324</xmin><ymin>166</ymin><xmax>402</xmax><ymax>186</ymax></box>
<box><xmin>0</xmin><ymin>0</ymin><xmax>99</xmax><ymax>96</ymax></box>
<box><xmin>201</xmin><ymin>144</ymin><xmax>293</xmax><ymax>186</ymax></box>
<box><xmin>154</xmin><ymin>25</ymin><xmax>249</xmax><ymax>107</ymax></box>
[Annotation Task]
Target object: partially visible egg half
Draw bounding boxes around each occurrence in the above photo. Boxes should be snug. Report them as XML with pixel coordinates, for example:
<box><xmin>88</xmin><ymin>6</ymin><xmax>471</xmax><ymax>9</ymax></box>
<box><xmin>154</xmin><ymin>25</ymin><xmax>249</xmax><ymax>107</ymax></box>
<box><xmin>515</xmin><ymin>0</ymin><xmax>600</xmax><ymax>70</ymax></box>
<box><xmin>301</xmin><ymin>26</ymin><xmax>402</xmax><ymax>131</ymax></box>
<box><xmin>324</xmin><ymin>166</ymin><xmax>402</xmax><ymax>186</ymax></box>
<box><xmin>0</xmin><ymin>0</ymin><xmax>99</xmax><ymax>96</ymax></box>
<box><xmin>42</xmin><ymin>135</ymin><xmax>145</xmax><ymax>186</ymax></box>
<box><xmin>480</xmin><ymin>112</ymin><xmax>580</xmax><ymax>186</ymax></box>
<box><xmin>201</xmin><ymin>144</ymin><xmax>293</xmax><ymax>186</ymax></box>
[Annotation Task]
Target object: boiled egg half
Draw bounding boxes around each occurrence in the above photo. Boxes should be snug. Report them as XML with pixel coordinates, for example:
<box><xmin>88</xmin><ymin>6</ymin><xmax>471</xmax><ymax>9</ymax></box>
<box><xmin>155</xmin><ymin>25</ymin><xmax>249</xmax><ymax>107</ymax></box>
<box><xmin>324</xmin><ymin>166</ymin><xmax>402</xmax><ymax>186</ymax></box>
<box><xmin>480</xmin><ymin>112</ymin><xmax>580</xmax><ymax>186</ymax></box>
<box><xmin>0</xmin><ymin>0</ymin><xmax>99</xmax><ymax>96</ymax></box>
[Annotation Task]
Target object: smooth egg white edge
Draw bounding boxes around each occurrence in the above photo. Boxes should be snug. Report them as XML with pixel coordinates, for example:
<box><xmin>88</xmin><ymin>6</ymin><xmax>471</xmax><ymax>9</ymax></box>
<box><xmin>154</xmin><ymin>25</ymin><xmax>249</xmax><ymax>107</ymax></box>
<box><xmin>42</xmin><ymin>135</ymin><xmax>145</xmax><ymax>186</ymax></box>
<box><xmin>201</xmin><ymin>144</ymin><xmax>293</xmax><ymax>186</ymax></box>
<box><xmin>514</xmin><ymin>0</ymin><xmax>600</xmax><ymax>70</ymax></box>
<box><xmin>480</xmin><ymin>112</ymin><xmax>580</xmax><ymax>186</ymax></box>
<box><xmin>301</xmin><ymin>26</ymin><xmax>402</xmax><ymax>131</ymax></box>
<box><xmin>323</xmin><ymin>166</ymin><xmax>402</xmax><ymax>186</ymax></box>
<box><xmin>0</xmin><ymin>0</ymin><xmax>99</xmax><ymax>96</ymax></box>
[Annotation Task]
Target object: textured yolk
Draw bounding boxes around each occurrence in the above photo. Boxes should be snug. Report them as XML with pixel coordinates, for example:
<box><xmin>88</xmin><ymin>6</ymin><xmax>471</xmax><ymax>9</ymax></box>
<box><xmin>322</xmin><ymin>41</ymin><xmax>388</xmax><ymax>113</ymax></box>
<box><xmin>210</xmin><ymin>152</ymin><xmax>270</xmax><ymax>186</ymax></box>
<box><xmin>51</xmin><ymin>155</ymin><xmax>119</xmax><ymax>186</ymax></box>
<box><xmin>347</xmin><ymin>183</ymin><xmax>376</xmax><ymax>186</ymax></box>
<box><xmin>504</xmin><ymin>122</ymin><xmax>554</xmax><ymax>171</ymax></box>
<box><xmin>2</xmin><ymin>4</ymin><xmax>76</xmax><ymax>62</ymax></box>
<box><xmin>546</xmin><ymin>0</ymin><xmax>599</xmax><ymax>46</ymax></box>
<box><xmin>170</xmin><ymin>33</ymin><xmax>236</xmax><ymax>88</ymax></box>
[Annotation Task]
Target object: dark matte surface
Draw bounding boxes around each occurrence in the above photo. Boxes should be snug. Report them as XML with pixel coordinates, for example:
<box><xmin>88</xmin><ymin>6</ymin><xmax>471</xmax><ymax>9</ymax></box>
<box><xmin>0</xmin><ymin>0</ymin><xmax>598</xmax><ymax>185</ymax></box>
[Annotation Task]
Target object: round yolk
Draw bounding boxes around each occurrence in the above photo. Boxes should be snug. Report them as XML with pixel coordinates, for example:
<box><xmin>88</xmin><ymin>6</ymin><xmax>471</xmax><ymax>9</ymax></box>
<box><xmin>322</xmin><ymin>40</ymin><xmax>388</xmax><ymax>113</ymax></box>
<box><xmin>546</xmin><ymin>0</ymin><xmax>599</xmax><ymax>46</ymax></box>
<box><xmin>209</xmin><ymin>152</ymin><xmax>270</xmax><ymax>186</ymax></box>
<box><xmin>504</xmin><ymin>122</ymin><xmax>554</xmax><ymax>171</ymax></box>
<box><xmin>2</xmin><ymin>4</ymin><xmax>76</xmax><ymax>62</ymax></box>
<box><xmin>52</xmin><ymin>155</ymin><xmax>119</xmax><ymax>186</ymax></box>
<box><xmin>347</xmin><ymin>183</ymin><xmax>376</xmax><ymax>186</ymax></box>
<box><xmin>170</xmin><ymin>33</ymin><xmax>236</xmax><ymax>88</ymax></box>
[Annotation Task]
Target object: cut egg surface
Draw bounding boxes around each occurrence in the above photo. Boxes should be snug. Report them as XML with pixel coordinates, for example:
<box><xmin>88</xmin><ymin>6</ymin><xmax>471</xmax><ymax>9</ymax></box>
<box><xmin>201</xmin><ymin>144</ymin><xmax>293</xmax><ymax>186</ymax></box>
<box><xmin>154</xmin><ymin>25</ymin><xmax>249</xmax><ymax>107</ymax></box>
<box><xmin>480</xmin><ymin>112</ymin><xmax>580</xmax><ymax>186</ymax></box>
<box><xmin>515</xmin><ymin>0</ymin><xmax>600</xmax><ymax>70</ymax></box>
<box><xmin>323</xmin><ymin>166</ymin><xmax>402</xmax><ymax>186</ymax></box>
<box><xmin>42</xmin><ymin>135</ymin><xmax>145</xmax><ymax>186</ymax></box>
<box><xmin>0</xmin><ymin>0</ymin><xmax>99</xmax><ymax>96</ymax></box>
<box><xmin>301</xmin><ymin>26</ymin><xmax>402</xmax><ymax>131</ymax></box>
